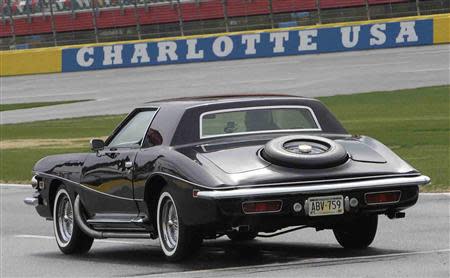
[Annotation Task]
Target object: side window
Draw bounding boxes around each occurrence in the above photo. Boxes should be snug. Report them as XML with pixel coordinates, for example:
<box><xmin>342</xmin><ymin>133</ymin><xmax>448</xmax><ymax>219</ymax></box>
<box><xmin>141</xmin><ymin>128</ymin><xmax>163</xmax><ymax>148</ymax></box>
<box><xmin>108</xmin><ymin>110</ymin><xmax>157</xmax><ymax>148</ymax></box>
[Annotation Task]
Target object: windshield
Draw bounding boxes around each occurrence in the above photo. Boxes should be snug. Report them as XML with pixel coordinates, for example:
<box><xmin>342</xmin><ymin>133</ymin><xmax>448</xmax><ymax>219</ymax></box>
<box><xmin>200</xmin><ymin>106</ymin><xmax>321</xmax><ymax>139</ymax></box>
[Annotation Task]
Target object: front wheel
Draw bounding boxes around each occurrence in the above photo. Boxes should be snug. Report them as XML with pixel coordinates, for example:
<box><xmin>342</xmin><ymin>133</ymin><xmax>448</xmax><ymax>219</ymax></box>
<box><xmin>333</xmin><ymin>215</ymin><xmax>378</xmax><ymax>249</ymax></box>
<box><xmin>157</xmin><ymin>188</ymin><xmax>202</xmax><ymax>261</ymax></box>
<box><xmin>53</xmin><ymin>187</ymin><xmax>93</xmax><ymax>254</ymax></box>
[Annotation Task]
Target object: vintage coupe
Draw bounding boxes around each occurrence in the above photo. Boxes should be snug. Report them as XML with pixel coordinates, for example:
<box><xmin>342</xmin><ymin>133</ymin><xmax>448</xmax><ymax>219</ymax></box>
<box><xmin>25</xmin><ymin>95</ymin><xmax>430</xmax><ymax>261</ymax></box>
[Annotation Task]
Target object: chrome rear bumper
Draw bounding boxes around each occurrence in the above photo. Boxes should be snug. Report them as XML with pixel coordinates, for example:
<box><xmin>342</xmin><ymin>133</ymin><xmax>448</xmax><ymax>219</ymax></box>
<box><xmin>196</xmin><ymin>175</ymin><xmax>430</xmax><ymax>200</ymax></box>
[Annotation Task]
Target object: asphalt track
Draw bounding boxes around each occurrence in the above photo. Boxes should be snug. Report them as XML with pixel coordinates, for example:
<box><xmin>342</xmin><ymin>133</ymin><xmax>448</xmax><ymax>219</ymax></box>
<box><xmin>0</xmin><ymin>185</ymin><xmax>449</xmax><ymax>277</ymax></box>
<box><xmin>1</xmin><ymin>44</ymin><xmax>449</xmax><ymax>124</ymax></box>
<box><xmin>1</xmin><ymin>45</ymin><xmax>449</xmax><ymax>277</ymax></box>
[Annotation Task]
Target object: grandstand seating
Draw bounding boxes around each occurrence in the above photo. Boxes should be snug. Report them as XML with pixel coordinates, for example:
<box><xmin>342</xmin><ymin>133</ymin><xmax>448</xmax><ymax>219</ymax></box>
<box><xmin>1</xmin><ymin>0</ymin><xmax>407</xmax><ymax>37</ymax></box>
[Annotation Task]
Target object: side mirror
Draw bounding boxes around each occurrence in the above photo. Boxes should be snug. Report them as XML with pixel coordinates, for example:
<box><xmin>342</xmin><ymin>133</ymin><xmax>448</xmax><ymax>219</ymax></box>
<box><xmin>90</xmin><ymin>139</ymin><xmax>105</xmax><ymax>151</ymax></box>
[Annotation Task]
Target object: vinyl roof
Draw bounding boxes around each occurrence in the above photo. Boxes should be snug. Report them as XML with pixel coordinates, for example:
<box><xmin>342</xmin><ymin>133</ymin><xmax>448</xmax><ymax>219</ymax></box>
<box><xmin>145</xmin><ymin>94</ymin><xmax>313</xmax><ymax>107</ymax></box>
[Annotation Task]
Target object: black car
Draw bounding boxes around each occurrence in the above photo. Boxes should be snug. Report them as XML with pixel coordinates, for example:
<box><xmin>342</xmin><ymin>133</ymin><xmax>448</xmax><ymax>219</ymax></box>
<box><xmin>25</xmin><ymin>95</ymin><xmax>430</xmax><ymax>261</ymax></box>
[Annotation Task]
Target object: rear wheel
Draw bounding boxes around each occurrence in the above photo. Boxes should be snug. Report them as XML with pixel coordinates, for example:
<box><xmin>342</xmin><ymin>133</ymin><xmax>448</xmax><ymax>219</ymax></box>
<box><xmin>53</xmin><ymin>187</ymin><xmax>93</xmax><ymax>254</ymax></box>
<box><xmin>157</xmin><ymin>188</ymin><xmax>202</xmax><ymax>261</ymax></box>
<box><xmin>227</xmin><ymin>231</ymin><xmax>258</xmax><ymax>242</ymax></box>
<box><xmin>333</xmin><ymin>215</ymin><xmax>378</xmax><ymax>249</ymax></box>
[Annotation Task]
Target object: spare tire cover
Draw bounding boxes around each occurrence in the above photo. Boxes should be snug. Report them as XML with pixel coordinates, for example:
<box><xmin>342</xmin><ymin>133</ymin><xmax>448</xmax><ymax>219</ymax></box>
<box><xmin>262</xmin><ymin>135</ymin><xmax>348</xmax><ymax>168</ymax></box>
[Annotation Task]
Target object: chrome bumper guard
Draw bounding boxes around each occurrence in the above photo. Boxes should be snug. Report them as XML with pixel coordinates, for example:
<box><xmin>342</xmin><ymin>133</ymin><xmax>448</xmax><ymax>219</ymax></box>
<box><xmin>24</xmin><ymin>197</ymin><xmax>39</xmax><ymax>207</ymax></box>
<box><xmin>196</xmin><ymin>175</ymin><xmax>430</xmax><ymax>200</ymax></box>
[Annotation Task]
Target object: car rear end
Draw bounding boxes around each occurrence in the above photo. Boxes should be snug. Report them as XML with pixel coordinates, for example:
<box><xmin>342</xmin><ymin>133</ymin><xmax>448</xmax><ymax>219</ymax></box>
<box><xmin>194</xmin><ymin>173</ymin><xmax>429</xmax><ymax>233</ymax></box>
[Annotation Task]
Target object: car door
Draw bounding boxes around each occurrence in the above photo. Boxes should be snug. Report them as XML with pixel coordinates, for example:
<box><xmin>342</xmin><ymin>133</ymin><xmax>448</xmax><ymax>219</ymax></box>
<box><xmin>80</xmin><ymin>108</ymin><xmax>159</xmax><ymax>220</ymax></box>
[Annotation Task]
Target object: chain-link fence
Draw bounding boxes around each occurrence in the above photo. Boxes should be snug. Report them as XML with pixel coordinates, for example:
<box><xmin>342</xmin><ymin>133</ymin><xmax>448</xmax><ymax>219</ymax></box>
<box><xmin>1</xmin><ymin>0</ymin><xmax>448</xmax><ymax>50</ymax></box>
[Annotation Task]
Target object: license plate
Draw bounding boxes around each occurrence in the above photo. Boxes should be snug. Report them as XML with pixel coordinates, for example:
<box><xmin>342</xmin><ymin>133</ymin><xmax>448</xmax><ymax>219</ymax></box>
<box><xmin>308</xmin><ymin>195</ymin><xmax>344</xmax><ymax>217</ymax></box>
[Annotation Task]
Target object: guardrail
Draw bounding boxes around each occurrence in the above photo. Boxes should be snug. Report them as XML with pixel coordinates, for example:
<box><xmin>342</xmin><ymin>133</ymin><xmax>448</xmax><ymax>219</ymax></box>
<box><xmin>1</xmin><ymin>13</ymin><xmax>448</xmax><ymax>76</ymax></box>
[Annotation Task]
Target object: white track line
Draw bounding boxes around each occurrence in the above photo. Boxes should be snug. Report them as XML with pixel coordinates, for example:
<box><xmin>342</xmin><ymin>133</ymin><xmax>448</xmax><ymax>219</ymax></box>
<box><xmin>421</xmin><ymin>193</ymin><xmax>450</xmax><ymax>196</ymax></box>
<box><xmin>144</xmin><ymin>249</ymin><xmax>450</xmax><ymax>277</ymax></box>
<box><xmin>400</xmin><ymin>67</ymin><xmax>450</xmax><ymax>73</ymax></box>
<box><xmin>0</xmin><ymin>184</ymin><xmax>30</xmax><ymax>188</ymax></box>
<box><xmin>14</xmin><ymin>234</ymin><xmax>149</xmax><ymax>246</ymax></box>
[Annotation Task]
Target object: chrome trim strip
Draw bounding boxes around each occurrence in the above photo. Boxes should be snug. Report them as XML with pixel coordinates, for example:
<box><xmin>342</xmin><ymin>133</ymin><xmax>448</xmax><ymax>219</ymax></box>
<box><xmin>86</xmin><ymin>219</ymin><xmax>136</xmax><ymax>224</ymax></box>
<box><xmin>196</xmin><ymin>175</ymin><xmax>430</xmax><ymax>199</ymax></box>
<box><xmin>149</xmin><ymin>171</ymin><xmax>423</xmax><ymax>190</ymax></box>
<box><xmin>241</xmin><ymin>199</ymin><xmax>283</xmax><ymax>215</ymax></box>
<box><xmin>364</xmin><ymin>190</ymin><xmax>402</xmax><ymax>205</ymax></box>
<box><xmin>35</xmin><ymin>171</ymin><xmax>428</xmax><ymax>201</ymax></box>
<box><xmin>24</xmin><ymin>197</ymin><xmax>39</xmax><ymax>207</ymax></box>
<box><xmin>34</xmin><ymin>172</ymin><xmax>145</xmax><ymax>202</ymax></box>
<box><xmin>199</xmin><ymin>105</ymin><xmax>322</xmax><ymax>139</ymax></box>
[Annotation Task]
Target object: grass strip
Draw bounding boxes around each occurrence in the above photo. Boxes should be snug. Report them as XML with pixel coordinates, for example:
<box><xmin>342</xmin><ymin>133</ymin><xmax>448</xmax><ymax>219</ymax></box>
<box><xmin>0</xmin><ymin>99</ymin><xmax>92</xmax><ymax>112</ymax></box>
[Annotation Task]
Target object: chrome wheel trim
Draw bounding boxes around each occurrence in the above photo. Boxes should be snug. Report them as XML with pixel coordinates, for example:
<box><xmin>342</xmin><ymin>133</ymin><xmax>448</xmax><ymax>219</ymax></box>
<box><xmin>53</xmin><ymin>189</ymin><xmax>74</xmax><ymax>248</ymax></box>
<box><xmin>157</xmin><ymin>192</ymin><xmax>180</xmax><ymax>256</ymax></box>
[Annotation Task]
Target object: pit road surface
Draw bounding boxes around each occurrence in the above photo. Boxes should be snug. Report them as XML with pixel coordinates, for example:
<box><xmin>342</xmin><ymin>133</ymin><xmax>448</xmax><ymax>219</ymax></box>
<box><xmin>1</xmin><ymin>185</ymin><xmax>449</xmax><ymax>277</ymax></box>
<box><xmin>1</xmin><ymin>44</ymin><xmax>449</xmax><ymax>124</ymax></box>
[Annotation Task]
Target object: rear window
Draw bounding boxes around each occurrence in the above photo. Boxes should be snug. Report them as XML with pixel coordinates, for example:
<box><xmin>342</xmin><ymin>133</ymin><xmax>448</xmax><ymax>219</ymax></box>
<box><xmin>200</xmin><ymin>106</ymin><xmax>321</xmax><ymax>138</ymax></box>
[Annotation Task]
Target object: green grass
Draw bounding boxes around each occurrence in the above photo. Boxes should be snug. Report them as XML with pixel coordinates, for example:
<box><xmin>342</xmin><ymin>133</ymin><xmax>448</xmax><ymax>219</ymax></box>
<box><xmin>0</xmin><ymin>86</ymin><xmax>449</xmax><ymax>191</ymax></box>
<box><xmin>1</xmin><ymin>114</ymin><xmax>126</xmax><ymax>140</ymax></box>
<box><xmin>319</xmin><ymin>85</ymin><xmax>449</xmax><ymax>192</ymax></box>
<box><xmin>0</xmin><ymin>100</ymin><xmax>92</xmax><ymax>112</ymax></box>
<box><xmin>0</xmin><ymin>147</ymin><xmax>87</xmax><ymax>184</ymax></box>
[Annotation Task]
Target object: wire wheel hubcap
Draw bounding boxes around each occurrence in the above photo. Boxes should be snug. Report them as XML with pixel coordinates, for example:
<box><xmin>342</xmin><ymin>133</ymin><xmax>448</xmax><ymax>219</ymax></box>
<box><xmin>57</xmin><ymin>194</ymin><xmax>73</xmax><ymax>244</ymax></box>
<box><xmin>160</xmin><ymin>197</ymin><xmax>179</xmax><ymax>251</ymax></box>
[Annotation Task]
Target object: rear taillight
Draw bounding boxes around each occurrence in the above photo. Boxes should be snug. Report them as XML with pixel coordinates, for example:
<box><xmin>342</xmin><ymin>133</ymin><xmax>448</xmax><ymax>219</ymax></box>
<box><xmin>365</xmin><ymin>191</ymin><xmax>401</xmax><ymax>205</ymax></box>
<box><xmin>242</xmin><ymin>200</ymin><xmax>282</xmax><ymax>214</ymax></box>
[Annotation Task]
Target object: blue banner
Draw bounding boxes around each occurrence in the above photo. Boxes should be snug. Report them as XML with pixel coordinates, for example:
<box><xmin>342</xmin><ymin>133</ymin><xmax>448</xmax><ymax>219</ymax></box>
<box><xmin>62</xmin><ymin>19</ymin><xmax>433</xmax><ymax>72</ymax></box>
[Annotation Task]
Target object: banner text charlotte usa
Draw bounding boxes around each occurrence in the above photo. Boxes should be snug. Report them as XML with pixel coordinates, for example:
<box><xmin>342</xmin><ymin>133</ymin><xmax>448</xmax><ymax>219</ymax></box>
<box><xmin>62</xmin><ymin>20</ymin><xmax>433</xmax><ymax>72</ymax></box>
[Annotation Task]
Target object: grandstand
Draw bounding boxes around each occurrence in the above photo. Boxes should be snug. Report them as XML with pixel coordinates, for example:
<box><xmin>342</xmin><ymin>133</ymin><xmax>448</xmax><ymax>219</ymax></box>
<box><xmin>1</xmin><ymin>0</ymin><xmax>448</xmax><ymax>49</ymax></box>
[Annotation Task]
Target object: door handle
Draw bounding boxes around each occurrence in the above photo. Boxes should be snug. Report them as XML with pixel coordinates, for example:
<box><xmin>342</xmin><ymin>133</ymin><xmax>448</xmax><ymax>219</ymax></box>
<box><xmin>125</xmin><ymin>161</ymin><xmax>133</xmax><ymax>169</ymax></box>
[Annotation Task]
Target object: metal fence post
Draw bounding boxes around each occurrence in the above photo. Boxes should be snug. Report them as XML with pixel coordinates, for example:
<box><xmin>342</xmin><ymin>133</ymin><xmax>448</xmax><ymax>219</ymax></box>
<box><xmin>416</xmin><ymin>0</ymin><xmax>421</xmax><ymax>15</ymax></box>
<box><xmin>365</xmin><ymin>0</ymin><xmax>371</xmax><ymax>20</ymax></box>
<box><xmin>71</xmin><ymin>0</ymin><xmax>76</xmax><ymax>19</ymax></box>
<box><xmin>6</xmin><ymin>0</ymin><xmax>16</xmax><ymax>48</ymax></box>
<box><xmin>176</xmin><ymin>0</ymin><xmax>184</xmax><ymax>36</ymax></box>
<box><xmin>268</xmin><ymin>0</ymin><xmax>274</xmax><ymax>28</ymax></box>
<box><xmin>25</xmin><ymin>0</ymin><xmax>32</xmax><ymax>23</ymax></box>
<box><xmin>133</xmin><ymin>0</ymin><xmax>142</xmax><ymax>39</ymax></box>
<box><xmin>91</xmin><ymin>0</ymin><xmax>99</xmax><ymax>43</ymax></box>
<box><xmin>315</xmin><ymin>0</ymin><xmax>322</xmax><ymax>24</ymax></box>
<box><xmin>39</xmin><ymin>0</ymin><xmax>45</xmax><ymax>17</ymax></box>
<box><xmin>1</xmin><ymin>0</ymin><xmax>5</xmax><ymax>24</ymax></box>
<box><xmin>119</xmin><ymin>0</ymin><xmax>124</xmax><ymax>15</ymax></box>
<box><xmin>48</xmin><ymin>0</ymin><xmax>58</xmax><ymax>46</ymax></box>
<box><xmin>222</xmin><ymin>0</ymin><xmax>229</xmax><ymax>32</ymax></box>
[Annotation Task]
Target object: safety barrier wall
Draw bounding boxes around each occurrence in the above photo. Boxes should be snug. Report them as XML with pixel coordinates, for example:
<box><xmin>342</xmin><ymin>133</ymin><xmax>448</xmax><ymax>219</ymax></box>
<box><xmin>1</xmin><ymin>13</ymin><xmax>448</xmax><ymax>76</ymax></box>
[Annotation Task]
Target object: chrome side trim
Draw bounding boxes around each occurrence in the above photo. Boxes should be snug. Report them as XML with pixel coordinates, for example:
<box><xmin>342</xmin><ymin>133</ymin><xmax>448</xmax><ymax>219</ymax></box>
<box><xmin>149</xmin><ymin>171</ymin><xmax>423</xmax><ymax>190</ymax></box>
<box><xmin>34</xmin><ymin>172</ymin><xmax>145</xmax><ymax>202</ymax></box>
<box><xmin>196</xmin><ymin>175</ymin><xmax>430</xmax><ymax>199</ymax></box>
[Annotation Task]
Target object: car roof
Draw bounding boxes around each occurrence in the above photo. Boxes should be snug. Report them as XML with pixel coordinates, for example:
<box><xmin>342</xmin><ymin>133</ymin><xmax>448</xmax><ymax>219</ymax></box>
<box><xmin>144</xmin><ymin>94</ymin><xmax>316</xmax><ymax>109</ymax></box>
